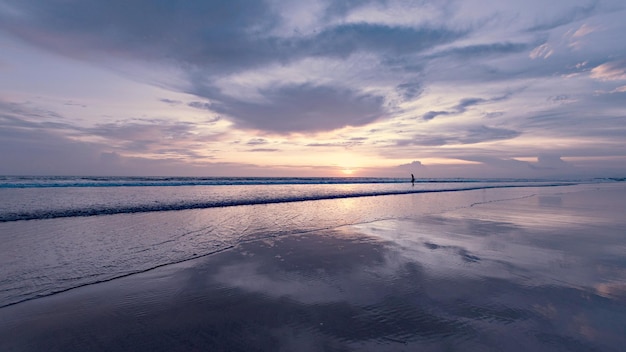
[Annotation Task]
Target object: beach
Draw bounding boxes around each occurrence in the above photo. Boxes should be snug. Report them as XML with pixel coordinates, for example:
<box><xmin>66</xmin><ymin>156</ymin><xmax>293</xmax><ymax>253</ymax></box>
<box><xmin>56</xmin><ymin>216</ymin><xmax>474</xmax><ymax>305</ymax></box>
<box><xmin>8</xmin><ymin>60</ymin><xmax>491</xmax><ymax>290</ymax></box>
<box><xmin>1</xmin><ymin>183</ymin><xmax>625</xmax><ymax>351</ymax></box>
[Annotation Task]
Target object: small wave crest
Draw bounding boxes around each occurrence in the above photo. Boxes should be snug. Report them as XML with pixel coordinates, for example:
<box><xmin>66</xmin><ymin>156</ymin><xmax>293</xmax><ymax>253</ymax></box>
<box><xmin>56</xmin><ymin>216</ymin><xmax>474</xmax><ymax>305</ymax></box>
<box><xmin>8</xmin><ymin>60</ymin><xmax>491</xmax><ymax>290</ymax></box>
<box><xmin>1</xmin><ymin>176</ymin><xmax>410</xmax><ymax>188</ymax></box>
<box><xmin>0</xmin><ymin>183</ymin><xmax>574</xmax><ymax>222</ymax></box>
<box><xmin>0</xmin><ymin>176</ymin><xmax>579</xmax><ymax>189</ymax></box>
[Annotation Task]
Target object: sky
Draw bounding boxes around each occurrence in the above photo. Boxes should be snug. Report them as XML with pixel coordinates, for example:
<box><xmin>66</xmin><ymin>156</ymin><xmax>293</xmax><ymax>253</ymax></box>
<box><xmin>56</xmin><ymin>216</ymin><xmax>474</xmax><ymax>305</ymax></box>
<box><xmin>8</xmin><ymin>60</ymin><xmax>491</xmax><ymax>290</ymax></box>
<box><xmin>1</xmin><ymin>0</ymin><xmax>625</xmax><ymax>178</ymax></box>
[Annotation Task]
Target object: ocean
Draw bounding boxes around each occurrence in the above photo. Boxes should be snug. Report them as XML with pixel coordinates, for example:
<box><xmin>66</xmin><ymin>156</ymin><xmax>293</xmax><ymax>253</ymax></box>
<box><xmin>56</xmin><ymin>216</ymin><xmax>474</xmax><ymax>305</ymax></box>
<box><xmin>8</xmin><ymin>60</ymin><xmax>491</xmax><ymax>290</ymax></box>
<box><xmin>0</xmin><ymin>176</ymin><xmax>579</xmax><ymax>307</ymax></box>
<box><xmin>1</xmin><ymin>176</ymin><xmax>625</xmax><ymax>351</ymax></box>
<box><xmin>0</xmin><ymin>176</ymin><xmax>581</xmax><ymax>222</ymax></box>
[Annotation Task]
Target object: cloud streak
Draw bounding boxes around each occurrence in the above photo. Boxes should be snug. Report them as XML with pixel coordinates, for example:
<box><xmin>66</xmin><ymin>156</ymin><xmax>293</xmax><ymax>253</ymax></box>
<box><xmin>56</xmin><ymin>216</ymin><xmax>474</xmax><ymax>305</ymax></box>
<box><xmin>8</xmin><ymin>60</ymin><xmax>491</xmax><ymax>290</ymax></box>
<box><xmin>0</xmin><ymin>0</ymin><xmax>625</xmax><ymax>177</ymax></box>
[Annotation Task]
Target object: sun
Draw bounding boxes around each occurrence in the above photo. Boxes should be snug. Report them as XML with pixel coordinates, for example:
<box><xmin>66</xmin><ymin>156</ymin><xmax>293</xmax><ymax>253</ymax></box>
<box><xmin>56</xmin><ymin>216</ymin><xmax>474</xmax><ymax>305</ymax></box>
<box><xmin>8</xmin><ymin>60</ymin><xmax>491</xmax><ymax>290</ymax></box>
<box><xmin>341</xmin><ymin>168</ymin><xmax>354</xmax><ymax>175</ymax></box>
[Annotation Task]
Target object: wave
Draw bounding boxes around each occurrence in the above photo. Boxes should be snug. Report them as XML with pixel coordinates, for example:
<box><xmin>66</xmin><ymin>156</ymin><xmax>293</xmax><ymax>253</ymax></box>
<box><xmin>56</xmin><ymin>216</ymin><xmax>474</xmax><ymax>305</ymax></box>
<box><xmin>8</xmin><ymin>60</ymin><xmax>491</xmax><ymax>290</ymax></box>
<box><xmin>0</xmin><ymin>183</ymin><xmax>575</xmax><ymax>222</ymax></box>
<box><xmin>2</xmin><ymin>176</ymin><xmax>400</xmax><ymax>188</ymax></box>
<box><xmin>0</xmin><ymin>176</ymin><xmax>589</xmax><ymax>188</ymax></box>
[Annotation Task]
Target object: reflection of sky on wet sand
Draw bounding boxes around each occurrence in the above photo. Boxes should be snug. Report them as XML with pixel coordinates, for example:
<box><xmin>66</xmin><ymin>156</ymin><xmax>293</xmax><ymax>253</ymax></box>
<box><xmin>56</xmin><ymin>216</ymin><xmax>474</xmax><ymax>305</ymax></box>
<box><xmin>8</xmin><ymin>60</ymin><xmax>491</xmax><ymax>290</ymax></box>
<box><xmin>2</xmin><ymin>186</ymin><xmax>625</xmax><ymax>351</ymax></box>
<box><xmin>207</xmin><ymin>187</ymin><xmax>626</xmax><ymax>351</ymax></box>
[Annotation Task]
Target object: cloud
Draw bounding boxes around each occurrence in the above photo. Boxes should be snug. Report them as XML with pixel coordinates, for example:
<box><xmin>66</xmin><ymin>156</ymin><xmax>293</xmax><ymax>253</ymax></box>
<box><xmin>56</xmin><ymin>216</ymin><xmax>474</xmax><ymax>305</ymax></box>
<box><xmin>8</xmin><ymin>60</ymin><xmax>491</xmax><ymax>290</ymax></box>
<box><xmin>422</xmin><ymin>111</ymin><xmax>450</xmax><ymax>121</ymax></box>
<box><xmin>1</xmin><ymin>1</ymin><xmax>626</xmax><ymax>177</ymax></box>
<box><xmin>0</xmin><ymin>0</ymin><xmax>467</xmax><ymax>135</ymax></box>
<box><xmin>398</xmin><ymin>160</ymin><xmax>425</xmax><ymax>170</ymax></box>
<box><xmin>567</xmin><ymin>23</ymin><xmax>600</xmax><ymax>49</ymax></box>
<box><xmin>590</xmin><ymin>61</ymin><xmax>626</xmax><ymax>81</ymax></box>
<box><xmin>527</xmin><ymin>1</ymin><xmax>599</xmax><ymax>31</ymax></box>
<box><xmin>0</xmin><ymin>1</ymin><xmax>463</xmax><ymax>74</ymax></box>
<box><xmin>532</xmin><ymin>154</ymin><xmax>571</xmax><ymax>170</ymax></box>
<box><xmin>301</xmin><ymin>23</ymin><xmax>465</xmax><ymax>59</ymax></box>
<box><xmin>460</xmin><ymin>125</ymin><xmax>521</xmax><ymax>144</ymax></box>
<box><xmin>397</xmin><ymin>125</ymin><xmax>521</xmax><ymax>147</ymax></box>
<box><xmin>0</xmin><ymin>0</ymin><xmax>282</xmax><ymax>72</ymax></box>
<box><xmin>306</xmin><ymin>140</ymin><xmax>364</xmax><ymax>148</ymax></box>
<box><xmin>547</xmin><ymin>95</ymin><xmax>577</xmax><ymax>104</ymax></box>
<box><xmin>159</xmin><ymin>98</ymin><xmax>182</xmax><ymax>106</ymax></box>
<box><xmin>0</xmin><ymin>112</ymin><xmax>293</xmax><ymax>176</ymax></box>
<box><xmin>63</xmin><ymin>101</ymin><xmax>87</xmax><ymax>108</ymax></box>
<box><xmin>0</xmin><ymin>101</ymin><xmax>223</xmax><ymax>163</ymax></box>
<box><xmin>422</xmin><ymin>94</ymin><xmax>512</xmax><ymax>121</ymax></box>
<box><xmin>396</xmin><ymin>82</ymin><xmax>423</xmax><ymax>100</ymax></box>
<box><xmin>246</xmin><ymin>138</ymin><xmax>268</xmax><ymax>146</ymax></box>
<box><xmin>529</xmin><ymin>43</ymin><xmax>554</xmax><ymax>59</ymax></box>
<box><xmin>210</xmin><ymin>83</ymin><xmax>386</xmax><ymax>133</ymax></box>
<box><xmin>248</xmin><ymin>148</ymin><xmax>280</xmax><ymax>152</ymax></box>
<box><xmin>187</xmin><ymin>101</ymin><xmax>213</xmax><ymax>110</ymax></box>
<box><xmin>84</xmin><ymin>120</ymin><xmax>210</xmax><ymax>155</ymax></box>
<box><xmin>610</xmin><ymin>85</ymin><xmax>626</xmax><ymax>93</ymax></box>
<box><xmin>572</xmin><ymin>23</ymin><xmax>598</xmax><ymax>38</ymax></box>
<box><xmin>458</xmin><ymin>156</ymin><xmax>530</xmax><ymax>169</ymax></box>
<box><xmin>432</xmin><ymin>42</ymin><xmax>530</xmax><ymax>60</ymax></box>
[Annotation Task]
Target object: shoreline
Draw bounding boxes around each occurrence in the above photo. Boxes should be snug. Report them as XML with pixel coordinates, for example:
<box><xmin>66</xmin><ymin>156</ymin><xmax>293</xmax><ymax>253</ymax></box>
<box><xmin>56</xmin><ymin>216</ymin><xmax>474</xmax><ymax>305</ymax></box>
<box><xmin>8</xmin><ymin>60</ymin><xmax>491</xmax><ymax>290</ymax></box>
<box><xmin>1</xmin><ymin>184</ymin><xmax>625</xmax><ymax>351</ymax></box>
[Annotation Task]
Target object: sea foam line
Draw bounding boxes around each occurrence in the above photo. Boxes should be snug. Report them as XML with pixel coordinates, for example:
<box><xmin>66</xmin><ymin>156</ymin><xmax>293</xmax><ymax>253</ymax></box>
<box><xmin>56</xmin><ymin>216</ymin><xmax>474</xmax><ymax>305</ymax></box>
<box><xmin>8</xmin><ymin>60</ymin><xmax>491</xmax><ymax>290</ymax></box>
<box><xmin>0</xmin><ymin>183</ymin><xmax>573</xmax><ymax>222</ymax></box>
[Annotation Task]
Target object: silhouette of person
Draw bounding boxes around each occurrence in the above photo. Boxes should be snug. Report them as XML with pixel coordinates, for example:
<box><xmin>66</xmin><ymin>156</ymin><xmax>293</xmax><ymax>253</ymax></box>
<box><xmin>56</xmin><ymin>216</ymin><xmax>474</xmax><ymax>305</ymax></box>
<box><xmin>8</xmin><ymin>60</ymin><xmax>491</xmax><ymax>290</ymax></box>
<box><xmin>411</xmin><ymin>173</ymin><xmax>415</xmax><ymax>186</ymax></box>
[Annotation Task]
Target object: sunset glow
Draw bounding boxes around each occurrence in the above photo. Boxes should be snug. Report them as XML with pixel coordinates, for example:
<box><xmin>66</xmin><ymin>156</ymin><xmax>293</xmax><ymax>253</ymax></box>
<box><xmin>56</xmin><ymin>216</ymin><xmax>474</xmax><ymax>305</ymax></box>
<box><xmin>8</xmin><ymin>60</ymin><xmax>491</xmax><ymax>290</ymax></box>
<box><xmin>341</xmin><ymin>169</ymin><xmax>355</xmax><ymax>175</ymax></box>
<box><xmin>0</xmin><ymin>1</ymin><xmax>625</xmax><ymax>178</ymax></box>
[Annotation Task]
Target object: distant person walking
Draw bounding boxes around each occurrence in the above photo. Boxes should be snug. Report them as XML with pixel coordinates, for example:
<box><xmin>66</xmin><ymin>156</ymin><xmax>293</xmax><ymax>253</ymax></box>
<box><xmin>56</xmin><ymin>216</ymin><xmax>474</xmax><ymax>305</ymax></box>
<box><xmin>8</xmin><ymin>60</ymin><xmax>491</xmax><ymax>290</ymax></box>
<box><xmin>411</xmin><ymin>173</ymin><xmax>415</xmax><ymax>186</ymax></box>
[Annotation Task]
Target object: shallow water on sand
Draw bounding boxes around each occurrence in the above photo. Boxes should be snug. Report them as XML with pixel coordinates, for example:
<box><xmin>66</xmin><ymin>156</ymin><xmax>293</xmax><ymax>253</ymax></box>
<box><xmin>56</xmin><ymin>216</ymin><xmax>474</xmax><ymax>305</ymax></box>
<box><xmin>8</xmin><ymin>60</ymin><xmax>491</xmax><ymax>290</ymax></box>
<box><xmin>0</xmin><ymin>183</ymin><xmax>578</xmax><ymax>308</ymax></box>
<box><xmin>1</xmin><ymin>184</ymin><xmax>625</xmax><ymax>351</ymax></box>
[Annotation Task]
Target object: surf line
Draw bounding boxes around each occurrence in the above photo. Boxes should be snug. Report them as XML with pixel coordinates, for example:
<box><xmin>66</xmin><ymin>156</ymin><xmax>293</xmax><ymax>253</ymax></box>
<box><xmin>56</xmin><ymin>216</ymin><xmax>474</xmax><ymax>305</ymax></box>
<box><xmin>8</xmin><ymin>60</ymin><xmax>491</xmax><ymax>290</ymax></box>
<box><xmin>0</xmin><ymin>183</ymin><xmax>576</xmax><ymax>223</ymax></box>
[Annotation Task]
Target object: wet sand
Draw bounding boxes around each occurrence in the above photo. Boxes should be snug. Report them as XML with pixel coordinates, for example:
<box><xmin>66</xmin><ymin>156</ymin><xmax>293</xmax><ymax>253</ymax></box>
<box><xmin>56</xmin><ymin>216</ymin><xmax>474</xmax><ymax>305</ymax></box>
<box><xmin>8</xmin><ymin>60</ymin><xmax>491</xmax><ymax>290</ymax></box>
<box><xmin>1</xmin><ymin>185</ymin><xmax>625</xmax><ymax>351</ymax></box>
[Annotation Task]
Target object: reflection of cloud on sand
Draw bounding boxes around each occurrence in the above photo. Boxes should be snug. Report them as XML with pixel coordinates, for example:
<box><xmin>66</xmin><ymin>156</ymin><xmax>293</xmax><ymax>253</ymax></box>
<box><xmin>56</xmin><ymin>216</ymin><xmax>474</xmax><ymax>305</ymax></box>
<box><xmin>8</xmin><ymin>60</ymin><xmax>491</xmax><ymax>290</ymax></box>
<box><xmin>350</xmin><ymin>218</ymin><xmax>565</xmax><ymax>285</ymax></box>
<box><xmin>206</xmin><ymin>187</ymin><xmax>626</xmax><ymax>349</ymax></box>
<box><xmin>596</xmin><ymin>281</ymin><xmax>626</xmax><ymax>302</ymax></box>
<box><xmin>205</xmin><ymin>223</ymin><xmax>626</xmax><ymax>350</ymax></box>
<box><xmin>214</xmin><ymin>261</ymin><xmax>347</xmax><ymax>304</ymax></box>
<box><xmin>350</xmin><ymin>210</ymin><xmax>623</xmax><ymax>295</ymax></box>
<box><xmin>212</xmin><ymin>233</ymin><xmax>394</xmax><ymax>306</ymax></box>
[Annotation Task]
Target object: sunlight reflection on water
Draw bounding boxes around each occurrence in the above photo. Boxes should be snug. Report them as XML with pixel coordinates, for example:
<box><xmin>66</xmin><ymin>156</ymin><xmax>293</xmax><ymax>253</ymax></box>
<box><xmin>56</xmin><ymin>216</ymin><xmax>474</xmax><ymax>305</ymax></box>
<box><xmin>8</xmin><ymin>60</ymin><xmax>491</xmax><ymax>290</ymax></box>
<box><xmin>0</xmin><ymin>184</ymin><xmax>625</xmax><ymax>351</ymax></box>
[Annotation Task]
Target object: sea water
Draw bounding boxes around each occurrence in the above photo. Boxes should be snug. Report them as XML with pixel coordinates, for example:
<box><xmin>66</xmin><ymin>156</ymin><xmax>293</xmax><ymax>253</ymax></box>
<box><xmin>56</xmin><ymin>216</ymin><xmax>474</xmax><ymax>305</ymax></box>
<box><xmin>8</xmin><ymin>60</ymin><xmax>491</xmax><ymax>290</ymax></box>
<box><xmin>0</xmin><ymin>176</ymin><xmax>616</xmax><ymax>308</ymax></box>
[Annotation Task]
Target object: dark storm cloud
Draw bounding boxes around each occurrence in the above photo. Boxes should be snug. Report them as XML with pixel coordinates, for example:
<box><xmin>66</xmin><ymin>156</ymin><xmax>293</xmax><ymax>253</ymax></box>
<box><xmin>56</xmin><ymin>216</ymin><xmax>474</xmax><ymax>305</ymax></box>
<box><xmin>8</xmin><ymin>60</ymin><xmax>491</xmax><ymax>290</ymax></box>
<box><xmin>210</xmin><ymin>84</ymin><xmax>386</xmax><ymax>133</ymax></box>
